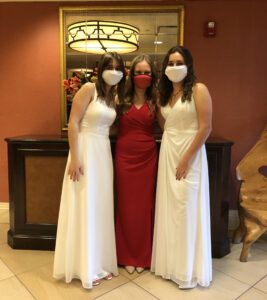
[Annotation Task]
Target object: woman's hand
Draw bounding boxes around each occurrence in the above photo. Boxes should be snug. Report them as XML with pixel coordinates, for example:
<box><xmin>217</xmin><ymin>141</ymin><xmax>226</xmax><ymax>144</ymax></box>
<box><xmin>68</xmin><ymin>159</ymin><xmax>84</xmax><ymax>181</ymax></box>
<box><xmin>176</xmin><ymin>157</ymin><xmax>189</xmax><ymax>180</ymax></box>
<box><xmin>175</xmin><ymin>83</ymin><xmax>212</xmax><ymax>181</ymax></box>
<box><xmin>67</xmin><ymin>83</ymin><xmax>94</xmax><ymax>182</ymax></box>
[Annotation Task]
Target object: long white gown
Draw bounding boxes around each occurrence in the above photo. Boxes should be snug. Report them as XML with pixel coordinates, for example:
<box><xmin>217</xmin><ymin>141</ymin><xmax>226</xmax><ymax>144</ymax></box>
<box><xmin>151</xmin><ymin>96</ymin><xmax>212</xmax><ymax>288</ymax></box>
<box><xmin>53</xmin><ymin>85</ymin><xmax>118</xmax><ymax>289</ymax></box>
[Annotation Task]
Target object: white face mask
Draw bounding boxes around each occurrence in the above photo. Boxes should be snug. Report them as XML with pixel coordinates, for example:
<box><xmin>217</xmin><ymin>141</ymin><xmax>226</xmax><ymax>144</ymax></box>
<box><xmin>165</xmin><ymin>65</ymin><xmax>188</xmax><ymax>83</ymax></box>
<box><xmin>102</xmin><ymin>70</ymin><xmax>123</xmax><ymax>86</ymax></box>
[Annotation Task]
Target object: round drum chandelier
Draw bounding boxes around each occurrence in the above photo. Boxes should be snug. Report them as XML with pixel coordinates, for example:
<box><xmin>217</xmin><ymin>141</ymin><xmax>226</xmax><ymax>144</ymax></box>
<box><xmin>67</xmin><ymin>20</ymin><xmax>139</xmax><ymax>54</ymax></box>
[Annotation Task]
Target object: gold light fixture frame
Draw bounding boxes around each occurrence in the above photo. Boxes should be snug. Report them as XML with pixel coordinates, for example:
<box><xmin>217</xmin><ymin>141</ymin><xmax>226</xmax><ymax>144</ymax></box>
<box><xmin>68</xmin><ymin>20</ymin><xmax>140</xmax><ymax>54</ymax></box>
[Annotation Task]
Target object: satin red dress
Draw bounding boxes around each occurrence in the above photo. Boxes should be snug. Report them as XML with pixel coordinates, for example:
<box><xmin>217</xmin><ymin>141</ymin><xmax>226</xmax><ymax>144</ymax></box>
<box><xmin>115</xmin><ymin>102</ymin><xmax>158</xmax><ymax>268</ymax></box>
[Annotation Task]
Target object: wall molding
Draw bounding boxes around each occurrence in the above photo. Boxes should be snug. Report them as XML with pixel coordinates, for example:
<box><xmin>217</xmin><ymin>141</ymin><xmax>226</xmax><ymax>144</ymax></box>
<box><xmin>0</xmin><ymin>202</ymin><xmax>9</xmax><ymax>210</ymax></box>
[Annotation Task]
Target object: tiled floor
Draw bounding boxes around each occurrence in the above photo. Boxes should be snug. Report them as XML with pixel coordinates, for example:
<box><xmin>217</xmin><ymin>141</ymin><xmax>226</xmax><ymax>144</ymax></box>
<box><xmin>0</xmin><ymin>209</ymin><xmax>266</xmax><ymax>300</ymax></box>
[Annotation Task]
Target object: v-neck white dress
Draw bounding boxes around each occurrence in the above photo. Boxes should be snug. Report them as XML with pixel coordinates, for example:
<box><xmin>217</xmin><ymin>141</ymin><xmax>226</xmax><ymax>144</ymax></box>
<box><xmin>151</xmin><ymin>96</ymin><xmax>212</xmax><ymax>288</ymax></box>
<box><xmin>53</xmin><ymin>84</ymin><xmax>118</xmax><ymax>289</ymax></box>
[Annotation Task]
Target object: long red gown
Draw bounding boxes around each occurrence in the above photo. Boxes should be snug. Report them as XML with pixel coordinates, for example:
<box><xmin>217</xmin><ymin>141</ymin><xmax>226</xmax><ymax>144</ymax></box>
<box><xmin>115</xmin><ymin>102</ymin><xmax>158</xmax><ymax>268</ymax></box>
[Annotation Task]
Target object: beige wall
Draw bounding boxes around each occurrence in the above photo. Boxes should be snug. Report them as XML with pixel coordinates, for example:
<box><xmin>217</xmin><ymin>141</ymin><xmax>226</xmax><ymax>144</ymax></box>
<box><xmin>0</xmin><ymin>1</ymin><xmax>266</xmax><ymax>207</ymax></box>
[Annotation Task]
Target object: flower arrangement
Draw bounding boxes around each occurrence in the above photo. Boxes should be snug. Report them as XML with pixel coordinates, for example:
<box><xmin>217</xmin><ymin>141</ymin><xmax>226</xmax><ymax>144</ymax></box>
<box><xmin>63</xmin><ymin>68</ymin><xmax>99</xmax><ymax>101</ymax></box>
<box><xmin>63</xmin><ymin>67</ymin><xmax>129</xmax><ymax>101</ymax></box>
<box><xmin>63</xmin><ymin>72</ymin><xmax>87</xmax><ymax>100</ymax></box>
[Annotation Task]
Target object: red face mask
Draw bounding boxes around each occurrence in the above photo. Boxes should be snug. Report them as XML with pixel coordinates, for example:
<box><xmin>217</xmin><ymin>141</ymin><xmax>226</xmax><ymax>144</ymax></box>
<box><xmin>133</xmin><ymin>75</ymin><xmax>152</xmax><ymax>90</ymax></box>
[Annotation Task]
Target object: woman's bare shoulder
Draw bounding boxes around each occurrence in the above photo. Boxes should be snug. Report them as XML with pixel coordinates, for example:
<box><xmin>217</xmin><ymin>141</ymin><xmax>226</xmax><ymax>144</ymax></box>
<box><xmin>193</xmin><ymin>82</ymin><xmax>209</xmax><ymax>93</ymax></box>
<box><xmin>82</xmin><ymin>82</ymin><xmax>95</xmax><ymax>92</ymax></box>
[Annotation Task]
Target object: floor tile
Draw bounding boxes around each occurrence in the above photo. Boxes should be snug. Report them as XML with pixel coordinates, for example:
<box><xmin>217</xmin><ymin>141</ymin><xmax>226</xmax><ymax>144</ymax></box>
<box><xmin>0</xmin><ymin>258</ymin><xmax>14</xmax><ymax>281</ymax></box>
<box><xmin>0</xmin><ymin>243</ymin><xmax>54</xmax><ymax>275</ymax></box>
<box><xmin>0</xmin><ymin>210</ymin><xmax>9</xmax><ymax>224</ymax></box>
<box><xmin>254</xmin><ymin>236</ymin><xmax>267</xmax><ymax>252</ymax></box>
<box><xmin>133</xmin><ymin>269</ymin><xmax>250</xmax><ymax>300</ymax></box>
<box><xmin>0</xmin><ymin>276</ymin><xmax>35</xmax><ymax>300</ymax></box>
<box><xmin>96</xmin><ymin>282</ymin><xmax>158</xmax><ymax>300</ymax></box>
<box><xmin>229</xmin><ymin>242</ymin><xmax>243</xmax><ymax>253</ymax></box>
<box><xmin>231</xmin><ymin>232</ymin><xmax>267</xmax><ymax>252</ymax></box>
<box><xmin>18</xmin><ymin>263</ymin><xmax>130</xmax><ymax>300</ymax></box>
<box><xmin>254</xmin><ymin>275</ymin><xmax>267</xmax><ymax>294</ymax></box>
<box><xmin>213</xmin><ymin>244</ymin><xmax>267</xmax><ymax>285</ymax></box>
<box><xmin>118</xmin><ymin>266</ymin><xmax>149</xmax><ymax>280</ymax></box>
<box><xmin>0</xmin><ymin>223</ymin><xmax>9</xmax><ymax>245</ymax></box>
<box><xmin>0</xmin><ymin>210</ymin><xmax>266</xmax><ymax>300</ymax></box>
<box><xmin>238</xmin><ymin>287</ymin><xmax>267</xmax><ymax>300</ymax></box>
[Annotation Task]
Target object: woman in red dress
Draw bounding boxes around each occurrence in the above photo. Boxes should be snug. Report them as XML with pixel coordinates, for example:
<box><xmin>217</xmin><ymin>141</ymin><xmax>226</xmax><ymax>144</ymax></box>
<box><xmin>115</xmin><ymin>54</ymin><xmax>158</xmax><ymax>274</ymax></box>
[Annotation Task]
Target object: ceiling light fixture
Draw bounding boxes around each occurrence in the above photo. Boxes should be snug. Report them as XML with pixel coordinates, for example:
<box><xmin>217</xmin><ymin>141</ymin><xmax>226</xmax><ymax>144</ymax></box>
<box><xmin>67</xmin><ymin>20</ymin><xmax>139</xmax><ymax>54</ymax></box>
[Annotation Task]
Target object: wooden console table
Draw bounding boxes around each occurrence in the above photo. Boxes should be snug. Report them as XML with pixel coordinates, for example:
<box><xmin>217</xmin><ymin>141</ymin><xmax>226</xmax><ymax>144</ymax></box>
<box><xmin>5</xmin><ymin>135</ymin><xmax>233</xmax><ymax>258</ymax></box>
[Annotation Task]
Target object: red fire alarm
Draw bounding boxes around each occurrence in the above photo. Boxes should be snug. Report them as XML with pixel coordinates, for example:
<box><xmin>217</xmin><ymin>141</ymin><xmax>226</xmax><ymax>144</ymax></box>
<box><xmin>204</xmin><ymin>21</ymin><xmax>216</xmax><ymax>37</ymax></box>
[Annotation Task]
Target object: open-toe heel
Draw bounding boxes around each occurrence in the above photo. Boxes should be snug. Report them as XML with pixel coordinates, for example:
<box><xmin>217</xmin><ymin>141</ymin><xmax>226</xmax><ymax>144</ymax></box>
<box><xmin>125</xmin><ymin>266</ymin><xmax>135</xmax><ymax>274</ymax></box>
<box><xmin>136</xmin><ymin>267</ymin><xmax>144</xmax><ymax>274</ymax></box>
<box><xmin>92</xmin><ymin>279</ymin><xmax>101</xmax><ymax>286</ymax></box>
<box><xmin>104</xmin><ymin>273</ymin><xmax>113</xmax><ymax>280</ymax></box>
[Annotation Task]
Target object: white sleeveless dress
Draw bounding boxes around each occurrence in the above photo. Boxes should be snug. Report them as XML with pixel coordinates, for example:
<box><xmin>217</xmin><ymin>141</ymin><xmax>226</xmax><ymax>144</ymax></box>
<box><xmin>53</xmin><ymin>85</ymin><xmax>118</xmax><ymax>289</ymax></box>
<box><xmin>151</xmin><ymin>96</ymin><xmax>212</xmax><ymax>288</ymax></box>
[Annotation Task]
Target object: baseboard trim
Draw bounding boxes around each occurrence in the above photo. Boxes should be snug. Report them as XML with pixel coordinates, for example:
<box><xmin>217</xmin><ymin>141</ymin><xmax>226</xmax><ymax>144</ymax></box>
<box><xmin>0</xmin><ymin>202</ymin><xmax>9</xmax><ymax>210</ymax></box>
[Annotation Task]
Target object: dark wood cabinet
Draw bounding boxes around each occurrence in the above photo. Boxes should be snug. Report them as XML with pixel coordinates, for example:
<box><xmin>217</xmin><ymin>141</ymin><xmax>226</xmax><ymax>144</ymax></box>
<box><xmin>5</xmin><ymin>135</ymin><xmax>233</xmax><ymax>257</ymax></box>
<box><xmin>205</xmin><ymin>138</ymin><xmax>234</xmax><ymax>258</ymax></box>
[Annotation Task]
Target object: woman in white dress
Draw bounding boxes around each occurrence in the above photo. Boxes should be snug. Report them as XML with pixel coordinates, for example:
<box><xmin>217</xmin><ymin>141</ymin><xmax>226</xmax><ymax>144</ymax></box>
<box><xmin>151</xmin><ymin>46</ymin><xmax>212</xmax><ymax>289</ymax></box>
<box><xmin>53</xmin><ymin>52</ymin><xmax>126</xmax><ymax>289</ymax></box>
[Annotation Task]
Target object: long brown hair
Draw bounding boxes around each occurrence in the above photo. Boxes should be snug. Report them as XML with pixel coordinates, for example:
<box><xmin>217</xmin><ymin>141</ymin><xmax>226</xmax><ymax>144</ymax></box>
<box><xmin>95</xmin><ymin>52</ymin><xmax>126</xmax><ymax>105</ymax></box>
<box><xmin>118</xmin><ymin>54</ymin><xmax>157</xmax><ymax>114</ymax></box>
<box><xmin>159</xmin><ymin>46</ymin><xmax>196</xmax><ymax>106</ymax></box>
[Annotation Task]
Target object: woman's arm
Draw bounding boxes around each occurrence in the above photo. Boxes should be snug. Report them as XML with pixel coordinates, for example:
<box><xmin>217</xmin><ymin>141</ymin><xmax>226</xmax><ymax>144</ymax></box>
<box><xmin>67</xmin><ymin>82</ymin><xmax>95</xmax><ymax>181</ymax></box>
<box><xmin>176</xmin><ymin>83</ymin><xmax>212</xmax><ymax>180</ymax></box>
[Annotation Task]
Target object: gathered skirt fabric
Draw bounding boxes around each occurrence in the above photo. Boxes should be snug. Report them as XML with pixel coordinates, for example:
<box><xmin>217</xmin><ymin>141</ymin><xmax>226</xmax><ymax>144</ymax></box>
<box><xmin>115</xmin><ymin>104</ymin><xmax>158</xmax><ymax>268</ymax></box>
<box><xmin>53</xmin><ymin>91</ymin><xmax>118</xmax><ymax>289</ymax></box>
<box><xmin>53</xmin><ymin>131</ymin><xmax>118</xmax><ymax>289</ymax></box>
<box><xmin>151</xmin><ymin>97</ymin><xmax>212</xmax><ymax>288</ymax></box>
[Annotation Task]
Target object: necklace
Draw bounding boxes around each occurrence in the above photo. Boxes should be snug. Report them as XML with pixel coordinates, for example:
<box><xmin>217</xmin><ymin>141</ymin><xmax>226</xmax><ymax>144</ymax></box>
<box><xmin>172</xmin><ymin>88</ymin><xmax>182</xmax><ymax>97</ymax></box>
<box><xmin>169</xmin><ymin>89</ymin><xmax>183</xmax><ymax>108</ymax></box>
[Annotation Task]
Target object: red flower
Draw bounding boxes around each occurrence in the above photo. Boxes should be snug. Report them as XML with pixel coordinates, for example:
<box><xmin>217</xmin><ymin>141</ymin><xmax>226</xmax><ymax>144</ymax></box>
<box><xmin>63</xmin><ymin>71</ymin><xmax>95</xmax><ymax>98</ymax></box>
<box><xmin>63</xmin><ymin>75</ymin><xmax>82</xmax><ymax>96</ymax></box>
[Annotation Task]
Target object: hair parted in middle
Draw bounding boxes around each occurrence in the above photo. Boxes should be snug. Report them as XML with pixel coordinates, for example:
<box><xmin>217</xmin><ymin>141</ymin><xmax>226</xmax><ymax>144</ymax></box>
<box><xmin>118</xmin><ymin>54</ymin><xmax>158</xmax><ymax>114</ymax></box>
<box><xmin>95</xmin><ymin>52</ymin><xmax>126</xmax><ymax>105</ymax></box>
<box><xmin>158</xmin><ymin>45</ymin><xmax>196</xmax><ymax>106</ymax></box>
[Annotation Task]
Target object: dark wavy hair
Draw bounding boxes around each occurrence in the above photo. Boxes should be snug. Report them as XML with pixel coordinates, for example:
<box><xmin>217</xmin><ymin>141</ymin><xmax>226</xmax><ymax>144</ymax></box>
<box><xmin>159</xmin><ymin>46</ymin><xmax>196</xmax><ymax>106</ymax></box>
<box><xmin>118</xmin><ymin>54</ymin><xmax>158</xmax><ymax>114</ymax></box>
<box><xmin>95</xmin><ymin>52</ymin><xmax>126</xmax><ymax>105</ymax></box>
